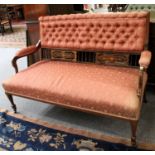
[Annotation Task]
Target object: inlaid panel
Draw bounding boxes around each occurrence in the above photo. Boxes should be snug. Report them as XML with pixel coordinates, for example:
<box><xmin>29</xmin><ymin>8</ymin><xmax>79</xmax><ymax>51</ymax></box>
<box><xmin>96</xmin><ymin>52</ymin><xmax>129</xmax><ymax>66</ymax></box>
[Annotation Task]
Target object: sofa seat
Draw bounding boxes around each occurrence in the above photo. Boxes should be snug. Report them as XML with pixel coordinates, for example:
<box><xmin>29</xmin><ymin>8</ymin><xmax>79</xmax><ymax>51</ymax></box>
<box><xmin>3</xmin><ymin>60</ymin><xmax>147</xmax><ymax>119</ymax></box>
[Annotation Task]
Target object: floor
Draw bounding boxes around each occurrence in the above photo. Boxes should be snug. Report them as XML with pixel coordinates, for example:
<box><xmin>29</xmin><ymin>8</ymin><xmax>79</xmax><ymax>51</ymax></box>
<box><xmin>0</xmin><ymin>25</ymin><xmax>26</xmax><ymax>48</ymax></box>
<box><xmin>0</xmin><ymin>47</ymin><xmax>155</xmax><ymax>146</ymax></box>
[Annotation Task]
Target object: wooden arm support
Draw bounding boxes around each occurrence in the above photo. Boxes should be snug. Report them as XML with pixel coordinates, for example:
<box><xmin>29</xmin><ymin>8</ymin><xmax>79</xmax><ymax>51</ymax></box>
<box><xmin>137</xmin><ymin>50</ymin><xmax>151</xmax><ymax>98</ymax></box>
<box><xmin>12</xmin><ymin>40</ymin><xmax>41</xmax><ymax>73</ymax></box>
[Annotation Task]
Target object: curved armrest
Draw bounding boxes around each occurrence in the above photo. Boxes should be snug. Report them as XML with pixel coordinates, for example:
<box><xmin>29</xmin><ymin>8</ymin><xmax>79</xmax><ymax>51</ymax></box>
<box><xmin>139</xmin><ymin>50</ymin><xmax>152</xmax><ymax>70</ymax></box>
<box><xmin>12</xmin><ymin>40</ymin><xmax>41</xmax><ymax>73</ymax></box>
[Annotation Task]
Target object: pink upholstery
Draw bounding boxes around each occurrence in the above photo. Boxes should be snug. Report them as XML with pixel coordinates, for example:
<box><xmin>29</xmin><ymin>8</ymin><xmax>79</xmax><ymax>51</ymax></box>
<box><xmin>39</xmin><ymin>12</ymin><xmax>149</xmax><ymax>52</ymax></box>
<box><xmin>139</xmin><ymin>50</ymin><xmax>152</xmax><ymax>69</ymax></box>
<box><xmin>3</xmin><ymin>60</ymin><xmax>147</xmax><ymax>119</ymax></box>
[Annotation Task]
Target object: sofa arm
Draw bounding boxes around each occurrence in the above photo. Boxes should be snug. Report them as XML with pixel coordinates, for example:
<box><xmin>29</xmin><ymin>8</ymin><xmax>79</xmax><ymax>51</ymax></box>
<box><xmin>12</xmin><ymin>40</ymin><xmax>41</xmax><ymax>73</ymax></box>
<box><xmin>139</xmin><ymin>50</ymin><xmax>152</xmax><ymax>70</ymax></box>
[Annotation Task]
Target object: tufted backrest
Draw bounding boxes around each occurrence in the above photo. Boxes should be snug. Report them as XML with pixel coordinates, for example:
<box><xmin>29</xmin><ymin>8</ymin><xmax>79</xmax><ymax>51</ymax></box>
<box><xmin>126</xmin><ymin>4</ymin><xmax>155</xmax><ymax>19</ymax></box>
<box><xmin>39</xmin><ymin>12</ymin><xmax>149</xmax><ymax>53</ymax></box>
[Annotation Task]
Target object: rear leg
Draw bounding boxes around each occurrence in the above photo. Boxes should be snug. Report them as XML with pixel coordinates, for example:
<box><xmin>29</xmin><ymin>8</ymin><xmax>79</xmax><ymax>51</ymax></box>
<box><xmin>143</xmin><ymin>91</ymin><xmax>147</xmax><ymax>103</ymax></box>
<box><xmin>5</xmin><ymin>93</ymin><xmax>17</xmax><ymax>113</ymax></box>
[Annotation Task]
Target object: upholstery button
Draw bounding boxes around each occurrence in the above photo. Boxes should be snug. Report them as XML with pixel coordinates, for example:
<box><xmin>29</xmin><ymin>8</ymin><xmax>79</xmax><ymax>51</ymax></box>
<box><xmin>106</xmin><ymin>23</ymin><xmax>111</xmax><ymax>27</ymax></box>
<box><xmin>110</xmin><ymin>40</ymin><xmax>115</xmax><ymax>44</ymax></box>
<box><xmin>125</xmin><ymin>34</ymin><xmax>129</xmax><ymax>38</ymax></box>
<box><xmin>82</xmin><ymin>33</ymin><xmax>86</xmax><ymax>37</ymax></box>
<box><xmin>58</xmin><ymin>39</ymin><xmax>61</xmax><ymax>42</ymax></box>
<box><xmin>97</xmin><ymin>23</ymin><xmax>101</xmax><ymax>28</ymax></box>
<box><xmin>116</xmin><ymin>34</ymin><xmax>119</xmax><ymax>38</ymax></box>
<box><xmin>130</xmin><ymin>41</ymin><xmax>134</xmax><ymax>44</ymax></box>
<box><xmin>119</xmin><ymin>41</ymin><xmax>125</xmax><ymax>44</ymax></box>
<box><xmin>121</xmin><ymin>30</ymin><xmax>125</xmax><ymax>34</ymax></box>
<box><xmin>94</xmin><ymin>28</ymin><xmax>98</xmax><ymax>32</ymax></box>
<box><xmin>62</xmin><ymin>33</ymin><xmax>65</xmax><ymax>36</ymax></box>
<box><xmin>130</xmin><ymin>29</ymin><xmax>134</xmax><ymax>33</ymax></box>
<box><xmin>102</xmin><ymin>41</ymin><xmax>106</xmax><ymax>44</ymax></box>
<box><xmin>89</xmin><ymin>34</ymin><xmax>93</xmax><ymax>38</ymax></box>
<box><xmin>115</xmin><ymin>23</ymin><xmax>120</xmax><ymax>27</ymax></box>
<box><xmin>86</xmin><ymin>28</ymin><xmax>90</xmax><ymax>32</ymax></box>
<box><xmin>76</xmin><ymin>33</ymin><xmax>79</xmax><ymax>37</ymax></box>
<box><xmin>134</xmin><ymin>23</ymin><xmax>138</xmax><ymax>27</ymax></box>
<box><xmin>81</xmin><ymin>23</ymin><xmax>85</xmax><ymax>27</ymax></box>
<box><xmin>94</xmin><ymin>40</ymin><xmax>98</xmax><ymax>44</ymax></box>
<box><xmin>110</xmin><ymin>29</ymin><xmax>115</xmax><ymax>33</ymax></box>
<box><xmin>106</xmin><ymin>34</ymin><xmax>111</xmax><ymax>39</ymax></box>
<box><xmin>98</xmin><ymin>34</ymin><xmax>102</xmax><ymax>38</ymax></box>
<box><xmin>72</xmin><ymin>28</ymin><xmax>76</xmax><ymax>32</ymax></box>
<box><xmin>54</xmin><ymin>24</ymin><xmax>58</xmax><ymax>27</ymax></box>
<box><xmin>90</xmin><ymin>23</ymin><xmax>94</xmax><ymax>27</ymax></box>
<box><xmin>58</xmin><ymin>28</ymin><xmax>62</xmax><ymax>32</ymax></box>
<box><xmin>60</xmin><ymin>23</ymin><xmax>65</xmax><ymax>27</ymax></box>
<box><xmin>102</xmin><ymin>29</ymin><xmax>105</xmax><ymax>33</ymax></box>
<box><xmin>79</xmin><ymin>40</ymin><xmax>83</xmax><ymax>43</ymax></box>
<box><xmin>75</xmin><ymin>24</ymin><xmax>78</xmax><ymax>28</ymax></box>
<box><xmin>68</xmin><ymin>33</ymin><xmax>72</xmax><ymax>37</ymax></box>
<box><xmin>134</xmin><ymin>35</ymin><xmax>139</xmax><ymax>39</ymax></box>
<box><xmin>125</xmin><ymin>23</ymin><xmax>129</xmax><ymax>27</ymax></box>
<box><xmin>67</xmin><ymin>23</ymin><xmax>71</xmax><ymax>27</ymax></box>
<box><xmin>48</xmin><ymin>25</ymin><xmax>51</xmax><ymax>28</ymax></box>
<box><xmin>86</xmin><ymin>39</ymin><xmax>90</xmax><ymax>42</ymax></box>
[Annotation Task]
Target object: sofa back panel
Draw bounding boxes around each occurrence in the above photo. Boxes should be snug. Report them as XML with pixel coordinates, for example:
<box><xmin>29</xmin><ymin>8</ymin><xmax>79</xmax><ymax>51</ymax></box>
<box><xmin>39</xmin><ymin>12</ymin><xmax>149</xmax><ymax>53</ymax></box>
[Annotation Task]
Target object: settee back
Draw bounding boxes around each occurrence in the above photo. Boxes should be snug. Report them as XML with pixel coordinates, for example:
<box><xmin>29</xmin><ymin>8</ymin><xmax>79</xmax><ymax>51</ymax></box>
<box><xmin>39</xmin><ymin>12</ymin><xmax>149</xmax><ymax>54</ymax></box>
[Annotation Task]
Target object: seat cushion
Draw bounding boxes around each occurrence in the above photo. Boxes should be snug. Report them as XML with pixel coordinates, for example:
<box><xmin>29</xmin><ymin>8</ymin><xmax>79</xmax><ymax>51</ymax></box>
<box><xmin>3</xmin><ymin>60</ymin><xmax>147</xmax><ymax>119</ymax></box>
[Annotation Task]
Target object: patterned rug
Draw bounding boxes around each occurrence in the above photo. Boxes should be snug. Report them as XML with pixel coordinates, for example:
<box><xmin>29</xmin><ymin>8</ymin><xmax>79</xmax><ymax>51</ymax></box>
<box><xmin>0</xmin><ymin>109</ymin><xmax>147</xmax><ymax>151</ymax></box>
<box><xmin>0</xmin><ymin>25</ymin><xmax>26</xmax><ymax>48</ymax></box>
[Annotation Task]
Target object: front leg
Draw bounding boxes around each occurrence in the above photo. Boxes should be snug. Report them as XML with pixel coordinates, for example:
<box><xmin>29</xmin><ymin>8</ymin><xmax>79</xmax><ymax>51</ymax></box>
<box><xmin>130</xmin><ymin>120</ymin><xmax>138</xmax><ymax>147</ymax></box>
<box><xmin>5</xmin><ymin>92</ymin><xmax>17</xmax><ymax>113</ymax></box>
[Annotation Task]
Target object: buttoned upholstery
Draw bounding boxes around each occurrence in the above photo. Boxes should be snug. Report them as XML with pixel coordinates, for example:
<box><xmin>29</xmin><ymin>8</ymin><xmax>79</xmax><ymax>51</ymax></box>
<box><xmin>39</xmin><ymin>12</ymin><xmax>149</xmax><ymax>52</ymax></box>
<box><xmin>3</xmin><ymin>60</ymin><xmax>147</xmax><ymax>119</ymax></box>
<box><xmin>126</xmin><ymin>4</ymin><xmax>155</xmax><ymax>19</ymax></box>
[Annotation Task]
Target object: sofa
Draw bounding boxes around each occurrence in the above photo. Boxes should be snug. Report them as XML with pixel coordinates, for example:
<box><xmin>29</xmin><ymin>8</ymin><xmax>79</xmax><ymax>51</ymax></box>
<box><xmin>126</xmin><ymin>4</ymin><xmax>155</xmax><ymax>20</ymax></box>
<box><xmin>2</xmin><ymin>12</ymin><xmax>151</xmax><ymax>146</ymax></box>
